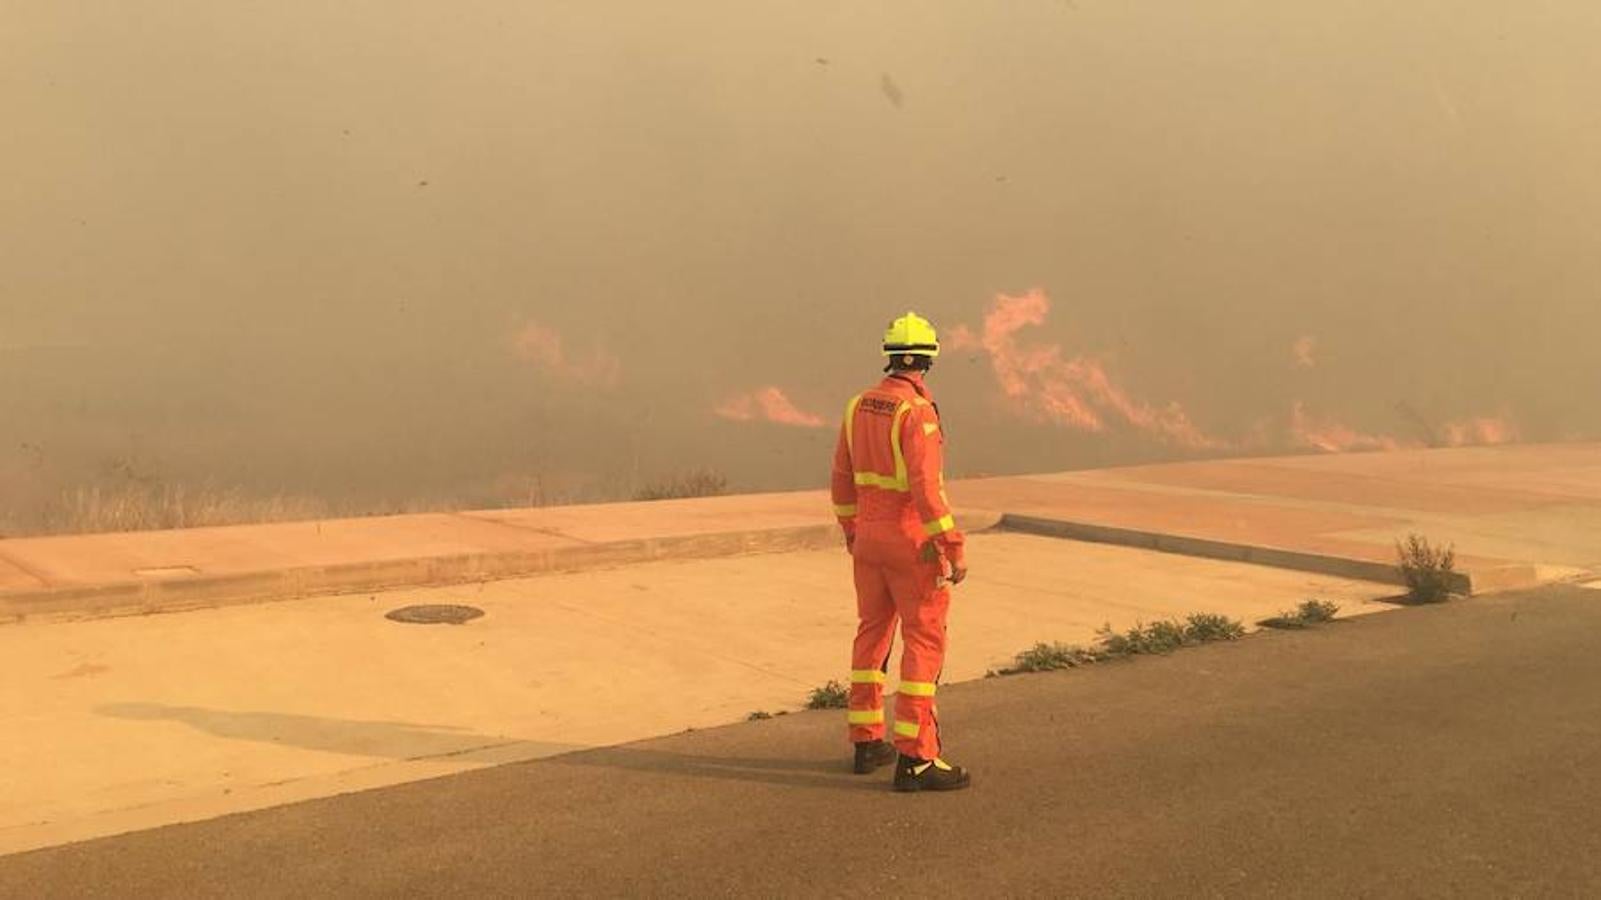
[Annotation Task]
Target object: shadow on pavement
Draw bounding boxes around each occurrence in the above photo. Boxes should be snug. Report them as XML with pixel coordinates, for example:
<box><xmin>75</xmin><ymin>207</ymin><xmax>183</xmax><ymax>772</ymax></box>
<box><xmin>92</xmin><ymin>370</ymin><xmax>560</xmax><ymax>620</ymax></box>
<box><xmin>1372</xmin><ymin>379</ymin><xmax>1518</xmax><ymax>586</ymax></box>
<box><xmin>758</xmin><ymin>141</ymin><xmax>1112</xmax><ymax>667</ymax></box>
<box><xmin>548</xmin><ymin>745</ymin><xmax>883</xmax><ymax>793</ymax></box>
<box><xmin>96</xmin><ymin>702</ymin><xmax>570</xmax><ymax>761</ymax></box>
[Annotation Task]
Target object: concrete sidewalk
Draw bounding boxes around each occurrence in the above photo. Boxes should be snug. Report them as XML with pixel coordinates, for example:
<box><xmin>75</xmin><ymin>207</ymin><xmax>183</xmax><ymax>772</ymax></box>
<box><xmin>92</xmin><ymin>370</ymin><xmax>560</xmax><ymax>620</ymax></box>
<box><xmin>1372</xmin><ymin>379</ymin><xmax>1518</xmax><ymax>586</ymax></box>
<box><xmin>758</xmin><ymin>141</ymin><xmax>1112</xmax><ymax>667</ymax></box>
<box><xmin>957</xmin><ymin>443</ymin><xmax>1600</xmax><ymax>592</ymax></box>
<box><xmin>2</xmin><ymin>443</ymin><xmax>1597</xmax><ymax>623</ymax></box>
<box><xmin>0</xmin><ymin>492</ymin><xmax>912</xmax><ymax>622</ymax></box>
<box><xmin>0</xmin><ymin>533</ymin><xmax>1392</xmax><ymax>856</ymax></box>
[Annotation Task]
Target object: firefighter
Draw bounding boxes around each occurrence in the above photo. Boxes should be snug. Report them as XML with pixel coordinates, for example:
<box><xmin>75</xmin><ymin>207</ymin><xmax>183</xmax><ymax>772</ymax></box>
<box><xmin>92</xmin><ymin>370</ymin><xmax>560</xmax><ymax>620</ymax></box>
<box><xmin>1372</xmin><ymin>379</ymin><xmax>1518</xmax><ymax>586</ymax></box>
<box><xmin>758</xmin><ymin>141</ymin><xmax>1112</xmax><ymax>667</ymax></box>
<box><xmin>831</xmin><ymin>311</ymin><xmax>971</xmax><ymax>792</ymax></box>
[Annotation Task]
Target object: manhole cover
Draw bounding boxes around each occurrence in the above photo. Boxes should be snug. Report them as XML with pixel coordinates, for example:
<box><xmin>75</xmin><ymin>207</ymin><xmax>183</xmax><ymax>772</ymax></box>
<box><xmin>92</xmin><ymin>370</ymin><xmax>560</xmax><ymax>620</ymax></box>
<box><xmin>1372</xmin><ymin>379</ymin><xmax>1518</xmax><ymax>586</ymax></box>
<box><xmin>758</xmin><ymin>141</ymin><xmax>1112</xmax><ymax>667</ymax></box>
<box><xmin>385</xmin><ymin>604</ymin><xmax>485</xmax><ymax>625</ymax></box>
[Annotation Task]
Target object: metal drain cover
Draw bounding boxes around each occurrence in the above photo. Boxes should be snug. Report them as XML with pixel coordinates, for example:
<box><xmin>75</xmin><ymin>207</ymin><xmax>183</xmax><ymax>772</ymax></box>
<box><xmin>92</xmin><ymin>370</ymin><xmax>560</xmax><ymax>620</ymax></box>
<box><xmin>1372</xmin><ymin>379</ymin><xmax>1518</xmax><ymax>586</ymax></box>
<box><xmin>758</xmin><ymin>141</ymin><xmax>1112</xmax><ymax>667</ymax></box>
<box><xmin>385</xmin><ymin>604</ymin><xmax>485</xmax><ymax>625</ymax></box>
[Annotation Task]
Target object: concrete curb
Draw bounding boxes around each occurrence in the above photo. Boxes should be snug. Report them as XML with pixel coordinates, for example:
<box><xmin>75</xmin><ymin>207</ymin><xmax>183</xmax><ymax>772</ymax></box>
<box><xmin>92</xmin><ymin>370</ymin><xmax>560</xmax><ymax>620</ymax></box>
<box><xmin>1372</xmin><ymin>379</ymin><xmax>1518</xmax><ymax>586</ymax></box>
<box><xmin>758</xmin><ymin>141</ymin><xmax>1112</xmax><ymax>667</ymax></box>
<box><xmin>0</xmin><ymin>524</ymin><xmax>838</xmax><ymax>624</ymax></box>
<box><xmin>0</xmin><ymin>512</ymin><xmax>1008</xmax><ymax>624</ymax></box>
<box><xmin>5</xmin><ymin>507</ymin><xmax>1556</xmax><ymax>623</ymax></box>
<box><xmin>997</xmin><ymin>513</ymin><xmax>1483</xmax><ymax>595</ymax></box>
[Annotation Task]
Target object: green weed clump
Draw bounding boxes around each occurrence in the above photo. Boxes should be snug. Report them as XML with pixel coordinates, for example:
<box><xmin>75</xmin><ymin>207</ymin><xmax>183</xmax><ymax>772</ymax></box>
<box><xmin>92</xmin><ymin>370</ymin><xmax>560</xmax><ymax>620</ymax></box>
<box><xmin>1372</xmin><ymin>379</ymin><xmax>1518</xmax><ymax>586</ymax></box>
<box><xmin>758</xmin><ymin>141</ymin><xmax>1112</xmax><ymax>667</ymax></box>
<box><xmin>1260</xmin><ymin>598</ymin><xmax>1342</xmax><ymax>629</ymax></box>
<box><xmin>1096</xmin><ymin>613</ymin><xmax>1245</xmax><ymax>656</ymax></box>
<box><xmin>806</xmin><ymin>680</ymin><xmax>850</xmax><ymax>710</ymax></box>
<box><xmin>1180</xmin><ymin>612</ymin><xmax>1247</xmax><ymax>642</ymax></box>
<box><xmin>996</xmin><ymin>641</ymin><xmax>1103</xmax><ymax>675</ymax></box>
<box><xmin>992</xmin><ymin>612</ymin><xmax>1247</xmax><ymax>676</ymax></box>
<box><xmin>1396</xmin><ymin>533</ymin><xmax>1457</xmax><ymax>604</ymax></box>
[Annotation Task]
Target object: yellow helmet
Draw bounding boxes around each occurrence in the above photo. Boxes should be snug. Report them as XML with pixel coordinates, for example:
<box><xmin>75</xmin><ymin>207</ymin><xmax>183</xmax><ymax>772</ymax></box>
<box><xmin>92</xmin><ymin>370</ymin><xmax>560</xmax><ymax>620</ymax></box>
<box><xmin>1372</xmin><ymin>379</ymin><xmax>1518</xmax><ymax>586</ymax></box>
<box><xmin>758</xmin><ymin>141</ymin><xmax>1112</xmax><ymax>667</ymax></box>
<box><xmin>882</xmin><ymin>311</ymin><xmax>940</xmax><ymax>358</ymax></box>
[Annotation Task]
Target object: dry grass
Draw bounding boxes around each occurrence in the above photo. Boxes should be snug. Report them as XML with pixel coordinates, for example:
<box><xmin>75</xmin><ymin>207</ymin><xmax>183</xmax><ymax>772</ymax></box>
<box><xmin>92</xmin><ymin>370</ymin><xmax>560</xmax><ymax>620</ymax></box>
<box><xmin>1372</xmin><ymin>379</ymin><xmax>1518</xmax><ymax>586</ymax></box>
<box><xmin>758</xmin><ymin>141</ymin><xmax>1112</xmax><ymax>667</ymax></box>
<box><xmin>633</xmin><ymin>469</ymin><xmax>729</xmax><ymax>502</ymax></box>
<box><xmin>2</xmin><ymin>479</ymin><xmax>616</xmax><ymax>538</ymax></box>
<box><xmin>39</xmin><ymin>484</ymin><xmax>332</xmax><ymax>535</ymax></box>
<box><xmin>0</xmin><ymin>453</ymin><xmax>732</xmax><ymax>538</ymax></box>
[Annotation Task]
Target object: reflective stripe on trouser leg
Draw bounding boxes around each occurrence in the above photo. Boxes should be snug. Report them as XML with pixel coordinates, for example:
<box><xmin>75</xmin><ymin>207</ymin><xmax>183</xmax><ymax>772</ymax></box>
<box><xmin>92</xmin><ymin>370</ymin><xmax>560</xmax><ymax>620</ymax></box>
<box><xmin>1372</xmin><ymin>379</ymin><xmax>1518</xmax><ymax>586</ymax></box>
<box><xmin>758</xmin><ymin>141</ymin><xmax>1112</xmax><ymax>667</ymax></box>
<box><xmin>849</xmin><ymin>557</ymin><xmax>897</xmax><ymax>744</ymax></box>
<box><xmin>886</xmin><ymin>558</ymin><xmax>950</xmax><ymax>761</ymax></box>
<box><xmin>847</xmin><ymin>708</ymin><xmax>884</xmax><ymax>726</ymax></box>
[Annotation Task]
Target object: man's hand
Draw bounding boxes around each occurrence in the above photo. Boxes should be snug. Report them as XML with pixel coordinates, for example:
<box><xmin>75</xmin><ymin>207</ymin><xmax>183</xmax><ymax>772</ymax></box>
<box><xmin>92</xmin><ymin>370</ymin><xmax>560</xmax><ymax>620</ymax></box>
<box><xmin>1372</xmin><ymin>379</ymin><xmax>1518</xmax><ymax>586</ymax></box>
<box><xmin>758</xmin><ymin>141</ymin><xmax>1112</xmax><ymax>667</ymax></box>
<box><xmin>845</xmin><ymin>532</ymin><xmax>856</xmax><ymax>555</ymax></box>
<box><xmin>949</xmin><ymin>564</ymin><xmax>968</xmax><ymax>585</ymax></box>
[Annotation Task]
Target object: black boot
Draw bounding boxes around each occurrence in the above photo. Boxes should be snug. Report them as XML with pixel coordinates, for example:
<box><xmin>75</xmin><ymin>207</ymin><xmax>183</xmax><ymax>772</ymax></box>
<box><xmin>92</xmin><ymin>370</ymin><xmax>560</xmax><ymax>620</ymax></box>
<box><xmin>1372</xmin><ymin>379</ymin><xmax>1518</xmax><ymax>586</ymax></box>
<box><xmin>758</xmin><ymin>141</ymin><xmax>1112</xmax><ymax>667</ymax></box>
<box><xmin>893</xmin><ymin>754</ymin><xmax>971</xmax><ymax>792</ymax></box>
<box><xmin>852</xmin><ymin>740</ymin><xmax>897</xmax><ymax>774</ymax></box>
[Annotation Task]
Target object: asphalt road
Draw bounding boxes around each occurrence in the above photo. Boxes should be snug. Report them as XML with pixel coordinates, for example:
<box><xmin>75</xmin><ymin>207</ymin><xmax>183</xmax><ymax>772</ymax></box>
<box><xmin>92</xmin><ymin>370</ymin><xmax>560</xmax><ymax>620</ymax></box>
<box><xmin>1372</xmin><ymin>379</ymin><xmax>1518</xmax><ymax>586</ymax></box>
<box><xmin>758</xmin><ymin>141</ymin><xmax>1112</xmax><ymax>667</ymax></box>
<box><xmin>5</xmin><ymin>583</ymin><xmax>1601</xmax><ymax>898</ymax></box>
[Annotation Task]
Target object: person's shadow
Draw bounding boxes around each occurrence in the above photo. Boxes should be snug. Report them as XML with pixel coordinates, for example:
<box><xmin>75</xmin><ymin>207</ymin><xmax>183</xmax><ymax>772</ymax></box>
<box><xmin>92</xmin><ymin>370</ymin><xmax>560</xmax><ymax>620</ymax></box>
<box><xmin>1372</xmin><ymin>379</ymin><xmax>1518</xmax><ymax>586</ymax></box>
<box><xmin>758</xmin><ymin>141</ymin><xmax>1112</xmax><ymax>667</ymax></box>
<box><xmin>547</xmin><ymin>745</ymin><xmax>881</xmax><ymax>793</ymax></box>
<box><xmin>100</xmin><ymin>703</ymin><xmax>877</xmax><ymax>792</ymax></box>
<box><xmin>97</xmin><ymin>702</ymin><xmax>579</xmax><ymax>761</ymax></box>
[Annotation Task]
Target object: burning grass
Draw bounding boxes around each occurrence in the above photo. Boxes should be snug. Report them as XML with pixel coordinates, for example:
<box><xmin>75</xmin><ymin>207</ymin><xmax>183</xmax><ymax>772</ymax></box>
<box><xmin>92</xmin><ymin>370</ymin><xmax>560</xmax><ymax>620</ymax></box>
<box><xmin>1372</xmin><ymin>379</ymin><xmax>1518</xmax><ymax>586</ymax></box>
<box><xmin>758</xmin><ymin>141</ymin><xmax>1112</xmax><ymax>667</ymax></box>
<box><xmin>714</xmin><ymin>387</ymin><xmax>826</xmax><ymax>428</ymax></box>
<box><xmin>954</xmin><ymin>291</ymin><xmax>1521</xmax><ymax>454</ymax></box>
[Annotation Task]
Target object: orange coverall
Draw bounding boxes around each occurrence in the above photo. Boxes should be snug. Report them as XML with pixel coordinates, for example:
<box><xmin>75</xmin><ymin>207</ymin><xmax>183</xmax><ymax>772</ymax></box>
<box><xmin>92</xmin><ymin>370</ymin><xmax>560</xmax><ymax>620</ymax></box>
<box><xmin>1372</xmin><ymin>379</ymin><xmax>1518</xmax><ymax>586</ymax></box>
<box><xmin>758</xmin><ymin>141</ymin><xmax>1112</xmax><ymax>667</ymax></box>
<box><xmin>831</xmin><ymin>372</ymin><xmax>966</xmax><ymax>761</ymax></box>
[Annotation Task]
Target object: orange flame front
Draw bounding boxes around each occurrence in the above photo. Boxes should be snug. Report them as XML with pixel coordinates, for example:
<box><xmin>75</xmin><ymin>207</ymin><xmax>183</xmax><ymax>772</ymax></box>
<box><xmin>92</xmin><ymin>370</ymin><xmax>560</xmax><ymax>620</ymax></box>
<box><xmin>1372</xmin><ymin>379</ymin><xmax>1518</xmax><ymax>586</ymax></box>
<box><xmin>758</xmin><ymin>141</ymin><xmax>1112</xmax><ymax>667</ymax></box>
<box><xmin>1292</xmin><ymin>336</ymin><xmax>1317</xmax><ymax>369</ymax></box>
<box><xmin>1288</xmin><ymin>401</ymin><xmax>1408</xmax><ymax>453</ymax></box>
<box><xmin>960</xmin><ymin>290</ymin><xmax>1223</xmax><ymax>449</ymax></box>
<box><xmin>1440</xmin><ymin>416</ymin><xmax>1519</xmax><ymax>447</ymax></box>
<box><xmin>512</xmin><ymin>322</ymin><xmax>622</xmax><ymax>387</ymax></box>
<box><xmin>715</xmin><ymin>387</ymin><xmax>827</xmax><ymax>429</ymax></box>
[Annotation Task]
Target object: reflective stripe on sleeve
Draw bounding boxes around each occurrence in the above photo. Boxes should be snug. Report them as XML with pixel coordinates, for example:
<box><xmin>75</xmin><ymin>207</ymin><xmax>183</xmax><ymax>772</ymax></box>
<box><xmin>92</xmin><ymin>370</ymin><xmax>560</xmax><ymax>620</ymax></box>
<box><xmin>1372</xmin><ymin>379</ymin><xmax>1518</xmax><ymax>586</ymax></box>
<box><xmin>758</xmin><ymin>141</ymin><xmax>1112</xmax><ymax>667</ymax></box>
<box><xmin>921</xmin><ymin>515</ymin><xmax>956</xmax><ymax>537</ymax></box>
<box><xmin>834</xmin><ymin>504</ymin><xmax>857</xmax><ymax>518</ymax></box>
<box><xmin>888</xmin><ymin>402</ymin><xmax>911</xmax><ymax>489</ymax></box>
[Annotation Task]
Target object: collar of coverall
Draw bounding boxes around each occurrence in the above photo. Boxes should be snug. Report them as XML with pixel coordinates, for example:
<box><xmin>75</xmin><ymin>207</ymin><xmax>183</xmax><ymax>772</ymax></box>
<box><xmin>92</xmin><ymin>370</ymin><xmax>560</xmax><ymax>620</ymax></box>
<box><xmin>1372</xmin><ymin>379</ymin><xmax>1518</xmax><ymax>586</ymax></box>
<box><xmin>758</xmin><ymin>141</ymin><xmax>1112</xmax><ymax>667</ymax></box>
<box><xmin>884</xmin><ymin>371</ymin><xmax>931</xmax><ymax>401</ymax></box>
<box><xmin>882</xmin><ymin>372</ymin><xmax>944</xmax><ymax>437</ymax></box>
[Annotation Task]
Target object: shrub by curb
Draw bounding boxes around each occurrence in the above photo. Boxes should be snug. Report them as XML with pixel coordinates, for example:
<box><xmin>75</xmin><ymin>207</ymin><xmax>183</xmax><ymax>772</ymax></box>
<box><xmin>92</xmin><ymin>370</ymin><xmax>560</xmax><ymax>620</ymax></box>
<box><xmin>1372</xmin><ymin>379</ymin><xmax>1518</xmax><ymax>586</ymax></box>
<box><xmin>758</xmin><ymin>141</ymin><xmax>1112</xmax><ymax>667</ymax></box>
<box><xmin>806</xmin><ymin>680</ymin><xmax>849</xmax><ymax>709</ymax></box>
<box><xmin>1259</xmin><ymin>598</ymin><xmax>1341</xmax><ymax>630</ymax></box>
<box><xmin>1396</xmin><ymin>533</ymin><xmax>1457</xmax><ymax>604</ymax></box>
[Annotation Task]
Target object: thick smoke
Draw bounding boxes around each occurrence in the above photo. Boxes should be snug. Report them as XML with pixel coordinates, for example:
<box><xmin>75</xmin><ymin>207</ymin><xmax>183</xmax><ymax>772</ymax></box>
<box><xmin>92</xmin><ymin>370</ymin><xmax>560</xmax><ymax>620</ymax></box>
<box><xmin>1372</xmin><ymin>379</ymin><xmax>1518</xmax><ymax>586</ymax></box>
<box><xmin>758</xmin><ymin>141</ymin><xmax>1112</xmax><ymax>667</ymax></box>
<box><xmin>3</xmin><ymin>1</ymin><xmax>1596</xmax><ymax>534</ymax></box>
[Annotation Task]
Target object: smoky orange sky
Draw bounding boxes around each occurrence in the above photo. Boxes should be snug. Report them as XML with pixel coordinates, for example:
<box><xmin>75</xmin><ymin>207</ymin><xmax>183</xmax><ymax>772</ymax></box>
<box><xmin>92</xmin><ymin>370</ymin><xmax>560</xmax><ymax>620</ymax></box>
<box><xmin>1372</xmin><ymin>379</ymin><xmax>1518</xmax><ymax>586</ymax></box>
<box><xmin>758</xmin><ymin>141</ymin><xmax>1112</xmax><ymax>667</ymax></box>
<box><xmin>3</xmin><ymin>1</ymin><xmax>1598</xmax><ymax>525</ymax></box>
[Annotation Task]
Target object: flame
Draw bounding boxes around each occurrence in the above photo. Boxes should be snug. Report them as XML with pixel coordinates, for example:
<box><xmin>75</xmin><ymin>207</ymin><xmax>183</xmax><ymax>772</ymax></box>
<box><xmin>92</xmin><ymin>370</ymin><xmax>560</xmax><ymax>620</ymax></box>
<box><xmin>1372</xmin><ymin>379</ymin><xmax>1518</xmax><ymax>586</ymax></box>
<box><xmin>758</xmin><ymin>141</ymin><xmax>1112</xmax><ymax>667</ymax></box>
<box><xmin>1287</xmin><ymin>343</ymin><xmax>1520</xmax><ymax>452</ymax></box>
<box><xmin>1289</xmin><ymin>402</ymin><xmax>1407</xmax><ymax>453</ymax></box>
<box><xmin>1440</xmin><ymin>416</ymin><xmax>1519</xmax><ymax>446</ymax></box>
<box><xmin>512</xmin><ymin>322</ymin><xmax>622</xmax><ymax>387</ymax></box>
<box><xmin>715</xmin><ymin>387</ymin><xmax>827</xmax><ymax>428</ymax></box>
<box><xmin>944</xmin><ymin>324</ymin><xmax>981</xmax><ymax>352</ymax></box>
<box><xmin>1292</xmin><ymin>336</ymin><xmax>1317</xmax><ymax>369</ymax></box>
<box><xmin>959</xmin><ymin>290</ymin><xmax>1223</xmax><ymax>449</ymax></box>
<box><xmin>1290</xmin><ymin>404</ymin><xmax>1523</xmax><ymax>453</ymax></box>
